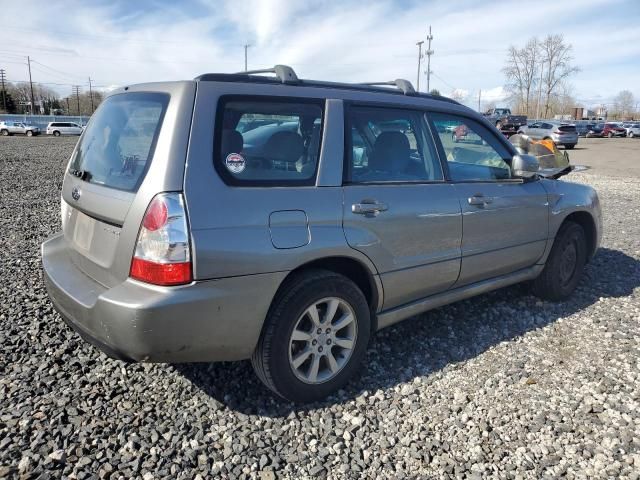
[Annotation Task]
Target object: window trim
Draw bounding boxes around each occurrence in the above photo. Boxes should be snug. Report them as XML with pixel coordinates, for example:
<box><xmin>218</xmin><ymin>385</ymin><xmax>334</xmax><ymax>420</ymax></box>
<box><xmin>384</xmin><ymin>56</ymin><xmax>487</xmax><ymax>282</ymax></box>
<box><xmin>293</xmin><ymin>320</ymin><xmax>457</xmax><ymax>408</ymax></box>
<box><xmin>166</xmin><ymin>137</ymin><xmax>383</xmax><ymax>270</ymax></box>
<box><xmin>426</xmin><ymin>111</ymin><xmax>521</xmax><ymax>184</ymax></box>
<box><xmin>213</xmin><ymin>95</ymin><xmax>326</xmax><ymax>188</ymax></box>
<box><xmin>342</xmin><ymin>101</ymin><xmax>446</xmax><ymax>186</ymax></box>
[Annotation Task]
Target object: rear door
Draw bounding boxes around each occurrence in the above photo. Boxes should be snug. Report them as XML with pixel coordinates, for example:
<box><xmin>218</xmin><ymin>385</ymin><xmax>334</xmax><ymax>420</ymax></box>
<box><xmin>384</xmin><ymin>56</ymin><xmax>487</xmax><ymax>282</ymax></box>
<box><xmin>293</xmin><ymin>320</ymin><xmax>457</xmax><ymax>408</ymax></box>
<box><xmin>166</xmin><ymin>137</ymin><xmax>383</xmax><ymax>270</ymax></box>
<box><xmin>60</xmin><ymin>83</ymin><xmax>195</xmax><ymax>287</ymax></box>
<box><xmin>429</xmin><ymin>112</ymin><xmax>548</xmax><ymax>286</ymax></box>
<box><xmin>342</xmin><ymin>104</ymin><xmax>462</xmax><ymax>310</ymax></box>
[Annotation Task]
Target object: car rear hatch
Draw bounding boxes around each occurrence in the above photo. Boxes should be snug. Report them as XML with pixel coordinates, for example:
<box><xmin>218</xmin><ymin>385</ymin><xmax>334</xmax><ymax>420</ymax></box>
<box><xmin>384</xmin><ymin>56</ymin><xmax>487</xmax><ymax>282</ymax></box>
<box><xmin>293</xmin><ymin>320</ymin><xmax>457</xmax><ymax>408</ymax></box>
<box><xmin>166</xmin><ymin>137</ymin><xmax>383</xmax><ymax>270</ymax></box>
<box><xmin>59</xmin><ymin>82</ymin><xmax>195</xmax><ymax>288</ymax></box>
<box><xmin>557</xmin><ymin>125</ymin><xmax>577</xmax><ymax>134</ymax></box>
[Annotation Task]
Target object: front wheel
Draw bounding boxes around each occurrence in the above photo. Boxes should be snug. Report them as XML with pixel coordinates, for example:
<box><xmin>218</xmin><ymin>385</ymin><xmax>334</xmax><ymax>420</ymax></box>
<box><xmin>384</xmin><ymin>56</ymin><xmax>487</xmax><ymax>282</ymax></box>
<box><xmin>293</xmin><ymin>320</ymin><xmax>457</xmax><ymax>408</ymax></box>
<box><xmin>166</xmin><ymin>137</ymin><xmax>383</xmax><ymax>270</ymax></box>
<box><xmin>629</xmin><ymin>132</ymin><xmax>634</xmax><ymax>138</ymax></box>
<box><xmin>607</xmin><ymin>132</ymin><xmax>613</xmax><ymax>138</ymax></box>
<box><xmin>26</xmin><ymin>130</ymin><xmax>33</xmax><ymax>137</ymax></box>
<box><xmin>252</xmin><ymin>270</ymin><xmax>371</xmax><ymax>403</ymax></box>
<box><xmin>0</xmin><ymin>129</ymin><xmax>8</xmax><ymax>136</ymax></box>
<box><xmin>496</xmin><ymin>121</ymin><xmax>503</xmax><ymax>130</ymax></box>
<box><xmin>565</xmin><ymin>144</ymin><xmax>575</xmax><ymax>150</ymax></box>
<box><xmin>532</xmin><ymin>221</ymin><xmax>587</xmax><ymax>301</ymax></box>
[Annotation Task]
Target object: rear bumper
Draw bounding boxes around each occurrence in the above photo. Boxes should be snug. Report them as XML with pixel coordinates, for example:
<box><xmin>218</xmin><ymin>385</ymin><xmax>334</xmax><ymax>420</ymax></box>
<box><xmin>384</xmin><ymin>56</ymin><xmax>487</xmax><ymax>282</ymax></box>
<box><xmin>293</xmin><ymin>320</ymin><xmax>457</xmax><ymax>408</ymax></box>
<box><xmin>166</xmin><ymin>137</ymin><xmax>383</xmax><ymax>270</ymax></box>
<box><xmin>42</xmin><ymin>233</ymin><xmax>286</xmax><ymax>362</ymax></box>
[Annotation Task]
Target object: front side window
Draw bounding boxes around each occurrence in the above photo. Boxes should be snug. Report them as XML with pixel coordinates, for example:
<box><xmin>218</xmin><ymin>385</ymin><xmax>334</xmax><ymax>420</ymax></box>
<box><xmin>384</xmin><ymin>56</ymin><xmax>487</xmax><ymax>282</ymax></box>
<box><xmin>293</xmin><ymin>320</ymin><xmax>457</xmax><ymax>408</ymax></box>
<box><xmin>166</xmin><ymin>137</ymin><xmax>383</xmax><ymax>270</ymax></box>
<box><xmin>70</xmin><ymin>92</ymin><xmax>169</xmax><ymax>192</ymax></box>
<box><xmin>430</xmin><ymin>113</ymin><xmax>512</xmax><ymax>181</ymax></box>
<box><xmin>345</xmin><ymin>106</ymin><xmax>443</xmax><ymax>183</ymax></box>
<box><xmin>215</xmin><ymin>98</ymin><xmax>323</xmax><ymax>185</ymax></box>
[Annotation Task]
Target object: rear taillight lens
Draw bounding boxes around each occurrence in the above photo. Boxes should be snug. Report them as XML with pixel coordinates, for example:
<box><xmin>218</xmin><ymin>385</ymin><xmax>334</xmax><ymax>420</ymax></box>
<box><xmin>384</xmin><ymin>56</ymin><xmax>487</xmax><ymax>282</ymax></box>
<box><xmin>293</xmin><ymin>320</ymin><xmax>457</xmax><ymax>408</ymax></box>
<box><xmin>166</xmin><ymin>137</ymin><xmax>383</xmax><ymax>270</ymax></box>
<box><xmin>130</xmin><ymin>193</ymin><xmax>192</xmax><ymax>286</ymax></box>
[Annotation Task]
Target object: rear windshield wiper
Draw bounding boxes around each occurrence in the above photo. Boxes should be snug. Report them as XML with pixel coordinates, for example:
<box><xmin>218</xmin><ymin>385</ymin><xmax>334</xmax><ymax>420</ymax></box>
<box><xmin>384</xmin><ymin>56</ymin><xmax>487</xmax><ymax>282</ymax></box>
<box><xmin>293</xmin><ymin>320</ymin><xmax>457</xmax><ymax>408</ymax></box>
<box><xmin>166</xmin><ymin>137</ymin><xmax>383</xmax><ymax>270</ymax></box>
<box><xmin>69</xmin><ymin>168</ymin><xmax>92</xmax><ymax>181</ymax></box>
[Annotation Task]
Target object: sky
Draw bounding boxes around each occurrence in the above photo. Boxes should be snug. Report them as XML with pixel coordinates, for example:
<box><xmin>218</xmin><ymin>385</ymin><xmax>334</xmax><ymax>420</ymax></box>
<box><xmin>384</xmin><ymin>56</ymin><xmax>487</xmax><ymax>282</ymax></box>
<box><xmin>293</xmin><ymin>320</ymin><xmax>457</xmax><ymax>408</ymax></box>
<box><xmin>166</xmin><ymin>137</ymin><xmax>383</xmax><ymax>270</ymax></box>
<box><xmin>1</xmin><ymin>0</ymin><xmax>639</xmax><ymax>110</ymax></box>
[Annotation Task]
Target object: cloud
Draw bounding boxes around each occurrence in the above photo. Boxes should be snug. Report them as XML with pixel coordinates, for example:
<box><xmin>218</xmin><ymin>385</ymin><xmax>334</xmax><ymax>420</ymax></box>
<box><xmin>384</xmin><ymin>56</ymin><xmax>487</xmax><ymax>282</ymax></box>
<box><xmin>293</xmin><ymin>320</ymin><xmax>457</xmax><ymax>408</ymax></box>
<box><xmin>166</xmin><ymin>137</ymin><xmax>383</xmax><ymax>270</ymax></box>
<box><xmin>0</xmin><ymin>0</ymin><xmax>637</xmax><ymax>105</ymax></box>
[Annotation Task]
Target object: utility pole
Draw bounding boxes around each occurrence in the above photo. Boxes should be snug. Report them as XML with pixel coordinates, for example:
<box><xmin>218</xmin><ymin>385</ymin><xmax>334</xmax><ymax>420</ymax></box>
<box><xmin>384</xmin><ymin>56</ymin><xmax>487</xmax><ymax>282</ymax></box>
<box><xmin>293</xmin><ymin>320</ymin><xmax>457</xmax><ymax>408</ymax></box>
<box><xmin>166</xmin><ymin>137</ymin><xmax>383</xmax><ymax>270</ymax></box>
<box><xmin>415</xmin><ymin>41</ymin><xmax>424</xmax><ymax>92</ymax></box>
<box><xmin>244</xmin><ymin>44</ymin><xmax>251</xmax><ymax>72</ymax></box>
<box><xmin>424</xmin><ymin>26</ymin><xmax>434</xmax><ymax>93</ymax></box>
<box><xmin>66</xmin><ymin>97</ymin><xmax>70</xmax><ymax>115</ymax></box>
<box><xmin>88</xmin><ymin>77</ymin><xmax>94</xmax><ymax>114</ymax></box>
<box><xmin>72</xmin><ymin>86</ymin><xmax>81</xmax><ymax>116</ymax></box>
<box><xmin>478</xmin><ymin>89</ymin><xmax>481</xmax><ymax>112</ymax></box>
<box><xmin>535</xmin><ymin>62</ymin><xmax>544</xmax><ymax>119</ymax></box>
<box><xmin>0</xmin><ymin>69</ymin><xmax>7</xmax><ymax>113</ymax></box>
<box><xmin>27</xmin><ymin>56</ymin><xmax>35</xmax><ymax>115</ymax></box>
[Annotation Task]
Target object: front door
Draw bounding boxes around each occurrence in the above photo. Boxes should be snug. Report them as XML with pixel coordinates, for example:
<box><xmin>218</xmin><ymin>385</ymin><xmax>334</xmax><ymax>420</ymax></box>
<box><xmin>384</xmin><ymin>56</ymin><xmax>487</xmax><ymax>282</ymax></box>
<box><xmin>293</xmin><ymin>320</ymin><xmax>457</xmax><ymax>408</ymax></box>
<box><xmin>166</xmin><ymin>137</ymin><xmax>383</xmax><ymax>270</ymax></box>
<box><xmin>429</xmin><ymin>112</ymin><xmax>549</xmax><ymax>286</ymax></box>
<box><xmin>342</xmin><ymin>105</ymin><xmax>462</xmax><ymax>310</ymax></box>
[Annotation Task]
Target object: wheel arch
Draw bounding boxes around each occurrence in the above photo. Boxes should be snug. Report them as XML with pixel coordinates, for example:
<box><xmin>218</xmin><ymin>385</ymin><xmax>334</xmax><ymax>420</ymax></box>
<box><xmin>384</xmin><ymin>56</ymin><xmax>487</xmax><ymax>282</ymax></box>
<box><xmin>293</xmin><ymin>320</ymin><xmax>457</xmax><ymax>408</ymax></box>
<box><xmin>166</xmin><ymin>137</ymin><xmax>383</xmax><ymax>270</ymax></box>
<box><xmin>562</xmin><ymin>211</ymin><xmax>598</xmax><ymax>261</ymax></box>
<box><xmin>275</xmin><ymin>256</ymin><xmax>382</xmax><ymax>329</ymax></box>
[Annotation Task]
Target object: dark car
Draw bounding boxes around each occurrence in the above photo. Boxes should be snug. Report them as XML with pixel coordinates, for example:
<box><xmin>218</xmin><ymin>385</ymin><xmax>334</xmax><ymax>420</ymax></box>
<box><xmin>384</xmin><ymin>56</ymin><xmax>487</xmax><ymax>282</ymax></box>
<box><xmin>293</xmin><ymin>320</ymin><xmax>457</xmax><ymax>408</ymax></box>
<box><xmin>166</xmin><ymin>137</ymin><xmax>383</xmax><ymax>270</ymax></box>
<box><xmin>602</xmin><ymin>123</ymin><xmax>626</xmax><ymax>138</ymax></box>
<box><xmin>585</xmin><ymin>123</ymin><xmax>604</xmax><ymax>138</ymax></box>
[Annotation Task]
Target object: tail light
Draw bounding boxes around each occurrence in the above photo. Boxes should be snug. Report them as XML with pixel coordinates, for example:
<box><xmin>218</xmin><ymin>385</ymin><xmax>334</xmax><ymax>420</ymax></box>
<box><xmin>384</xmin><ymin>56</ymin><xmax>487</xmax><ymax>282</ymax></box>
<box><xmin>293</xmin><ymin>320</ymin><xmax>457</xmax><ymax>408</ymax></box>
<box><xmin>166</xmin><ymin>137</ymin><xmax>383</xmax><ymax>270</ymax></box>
<box><xmin>130</xmin><ymin>193</ymin><xmax>192</xmax><ymax>286</ymax></box>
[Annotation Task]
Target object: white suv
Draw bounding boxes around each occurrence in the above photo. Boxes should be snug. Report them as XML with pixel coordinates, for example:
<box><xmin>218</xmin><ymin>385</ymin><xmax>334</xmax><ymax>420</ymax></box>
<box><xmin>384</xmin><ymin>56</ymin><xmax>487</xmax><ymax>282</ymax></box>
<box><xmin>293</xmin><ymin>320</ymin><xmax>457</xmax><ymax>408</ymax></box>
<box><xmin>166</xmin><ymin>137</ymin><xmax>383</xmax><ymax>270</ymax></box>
<box><xmin>46</xmin><ymin>122</ymin><xmax>83</xmax><ymax>136</ymax></box>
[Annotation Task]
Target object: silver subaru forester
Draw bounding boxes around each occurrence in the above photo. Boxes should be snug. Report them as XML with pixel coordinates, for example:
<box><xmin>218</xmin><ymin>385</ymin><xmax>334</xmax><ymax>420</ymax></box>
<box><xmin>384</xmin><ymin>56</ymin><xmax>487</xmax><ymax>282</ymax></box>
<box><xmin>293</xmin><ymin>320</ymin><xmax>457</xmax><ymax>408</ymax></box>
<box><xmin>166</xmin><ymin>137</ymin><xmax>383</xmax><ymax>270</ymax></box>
<box><xmin>42</xmin><ymin>65</ymin><xmax>602</xmax><ymax>402</ymax></box>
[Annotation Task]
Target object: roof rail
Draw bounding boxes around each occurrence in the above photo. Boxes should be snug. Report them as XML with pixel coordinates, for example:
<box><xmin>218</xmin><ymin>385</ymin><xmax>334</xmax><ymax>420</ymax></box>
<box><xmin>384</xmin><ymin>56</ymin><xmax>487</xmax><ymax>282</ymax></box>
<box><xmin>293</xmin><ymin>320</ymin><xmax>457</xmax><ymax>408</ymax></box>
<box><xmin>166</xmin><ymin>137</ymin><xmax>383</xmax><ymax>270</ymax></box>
<box><xmin>236</xmin><ymin>64</ymin><xmax>300</xmax><ymax>84</ymax></box>
<box><xmin>359</xmin><ymin>79</ymin><xmax>416</xmax><ymax>95</ymax></box>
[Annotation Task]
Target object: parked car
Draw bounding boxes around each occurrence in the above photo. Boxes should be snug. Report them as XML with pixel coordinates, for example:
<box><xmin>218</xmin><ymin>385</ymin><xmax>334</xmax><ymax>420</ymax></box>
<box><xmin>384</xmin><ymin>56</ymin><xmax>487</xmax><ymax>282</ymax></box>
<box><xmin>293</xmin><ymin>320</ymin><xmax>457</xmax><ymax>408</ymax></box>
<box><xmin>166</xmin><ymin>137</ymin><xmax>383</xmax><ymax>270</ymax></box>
<box><xmin>585</xmin><ymin>123</ymin><xmax>605</xmax><ymax>138</ymax></box>
<box><xmin>602</xmin><ymin>122</ymin><xmax>627</xmax><ymax>138</ymax></box>
<box><xmin>0</xmin><ymin>121</ymin><xmax>40</xmax><ymax>136</ymax></box>
<box><xmin>482</xmin><ymin>107</ymin><xmax>527</xmax><ymax>135</ymax></box>
<box><xmin>46</xmin><ymin>122</ymin><xmax>84</xmax><ymax>136</ymax></box>
<box><xmin>518</xmin><ymin>121</ymin><xmax>578</xmax><ymax>149</ymax></box>
<box><xmin>622</xmin><ymin>122</ymin><xmax>640</xmax><ymax>138</ymax></box>
<box><xmin>41</xmin><ymin>65</ymin><xmax>602</xmax><ymax>402</ymax></box>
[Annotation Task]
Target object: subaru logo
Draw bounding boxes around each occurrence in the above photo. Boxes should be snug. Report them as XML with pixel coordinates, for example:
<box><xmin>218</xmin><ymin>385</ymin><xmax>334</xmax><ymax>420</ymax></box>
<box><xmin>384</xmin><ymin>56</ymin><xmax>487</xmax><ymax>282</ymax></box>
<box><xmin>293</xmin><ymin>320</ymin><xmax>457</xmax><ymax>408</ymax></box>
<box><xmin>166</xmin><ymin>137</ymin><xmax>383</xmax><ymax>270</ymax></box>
<box><xmin>71</xmin><ymin>187</ymin><xmax>81</xmax><ymax>201</ymax></box>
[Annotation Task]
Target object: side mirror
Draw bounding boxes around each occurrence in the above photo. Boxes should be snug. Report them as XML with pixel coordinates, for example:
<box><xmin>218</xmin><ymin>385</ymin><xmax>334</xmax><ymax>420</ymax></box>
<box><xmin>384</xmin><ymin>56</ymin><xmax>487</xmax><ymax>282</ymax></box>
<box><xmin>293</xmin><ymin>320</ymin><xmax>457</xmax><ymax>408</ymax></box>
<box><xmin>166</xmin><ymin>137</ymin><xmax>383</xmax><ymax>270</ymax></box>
<box><xmin>512</xmin><ymin>154</ymin><xmax>539</xmax><ymax>178</ymax></box>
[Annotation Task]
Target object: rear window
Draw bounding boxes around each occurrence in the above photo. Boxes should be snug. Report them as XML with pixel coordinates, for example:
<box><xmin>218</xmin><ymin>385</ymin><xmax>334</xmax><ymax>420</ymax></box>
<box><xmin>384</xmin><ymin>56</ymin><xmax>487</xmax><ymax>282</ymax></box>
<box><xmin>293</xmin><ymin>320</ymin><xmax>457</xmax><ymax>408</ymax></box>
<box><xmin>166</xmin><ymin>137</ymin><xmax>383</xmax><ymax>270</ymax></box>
<box><xmin>215</xmin><ymin>97</ymin><xmax>323</xmax><ymax>186</ymax></box>
<box><xmin>69</xmin><ymin>92</ymin><xmax>169</xmax><ymax>192</ymax></box>
<box><xmin>558</xmin><ymin>125</ymin><xmax>576</xmax><ymax>132</ymax></box>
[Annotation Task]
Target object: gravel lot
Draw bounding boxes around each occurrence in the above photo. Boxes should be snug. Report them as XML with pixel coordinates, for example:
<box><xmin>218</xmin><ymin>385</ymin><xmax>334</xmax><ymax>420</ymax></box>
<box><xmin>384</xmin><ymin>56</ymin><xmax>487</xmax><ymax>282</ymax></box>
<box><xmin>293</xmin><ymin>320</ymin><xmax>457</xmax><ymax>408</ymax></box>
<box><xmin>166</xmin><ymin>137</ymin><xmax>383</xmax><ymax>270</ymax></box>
<box><xmin>1</xmin><ymin>136</ymin><xmax>639</xmax><ymax>479</ymax></box>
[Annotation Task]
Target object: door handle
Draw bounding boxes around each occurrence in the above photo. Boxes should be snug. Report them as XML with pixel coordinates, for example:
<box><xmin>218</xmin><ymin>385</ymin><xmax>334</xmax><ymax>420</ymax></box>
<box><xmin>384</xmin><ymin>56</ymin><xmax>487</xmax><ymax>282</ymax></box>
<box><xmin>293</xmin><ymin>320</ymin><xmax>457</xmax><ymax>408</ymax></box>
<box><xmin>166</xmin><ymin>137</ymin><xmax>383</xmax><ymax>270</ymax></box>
<box><xmin>352</xmin><ymin>201</ymin><xmax>388</xmax><ymax>216</ymax></box>
<box><xmin>468</xmin><ymin>195</ymin><xmax>493</xmax><ymax>206</ymax></box>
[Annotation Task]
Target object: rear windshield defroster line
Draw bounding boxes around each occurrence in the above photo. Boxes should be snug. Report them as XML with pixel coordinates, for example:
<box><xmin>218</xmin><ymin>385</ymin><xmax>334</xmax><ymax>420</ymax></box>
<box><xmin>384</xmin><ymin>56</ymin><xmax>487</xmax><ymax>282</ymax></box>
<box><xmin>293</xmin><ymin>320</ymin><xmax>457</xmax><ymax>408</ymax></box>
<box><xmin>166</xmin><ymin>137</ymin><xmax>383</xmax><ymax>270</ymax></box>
<box><xmin>69</xmin><ymin>92</ymin><xmax>169</xmax><ymax>193</ymax></box>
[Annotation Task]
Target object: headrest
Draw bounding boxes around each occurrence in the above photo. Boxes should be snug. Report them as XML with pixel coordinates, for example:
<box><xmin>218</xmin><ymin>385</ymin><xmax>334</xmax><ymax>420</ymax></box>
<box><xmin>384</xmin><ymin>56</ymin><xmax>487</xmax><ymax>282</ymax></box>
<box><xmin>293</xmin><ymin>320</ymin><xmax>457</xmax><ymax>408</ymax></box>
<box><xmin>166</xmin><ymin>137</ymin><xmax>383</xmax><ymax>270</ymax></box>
<box><xmin>264</xmin><ymin>131</ymin><xmax>304</xmax><ymax>163</ymax></box>
<box><xmin>221</xmin><ymin>129</ymin><xmax>243</xmax><ymax>157</ymax></box>
<box><xmin>369</xmin><ymin>131</ymin><xmax>410</xmax><ymax>172</ymax></box>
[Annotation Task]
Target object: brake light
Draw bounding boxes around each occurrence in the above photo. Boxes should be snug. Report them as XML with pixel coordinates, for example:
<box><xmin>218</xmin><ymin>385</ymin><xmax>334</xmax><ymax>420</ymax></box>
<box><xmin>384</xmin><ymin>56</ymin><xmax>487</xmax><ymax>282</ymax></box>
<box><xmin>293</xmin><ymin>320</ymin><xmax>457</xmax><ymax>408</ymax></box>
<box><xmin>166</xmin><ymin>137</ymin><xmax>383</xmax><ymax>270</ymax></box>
<box><xmin>130</xmin><ymin>193</ymin><xmax>192</xmax><ymax>286</ymax></box>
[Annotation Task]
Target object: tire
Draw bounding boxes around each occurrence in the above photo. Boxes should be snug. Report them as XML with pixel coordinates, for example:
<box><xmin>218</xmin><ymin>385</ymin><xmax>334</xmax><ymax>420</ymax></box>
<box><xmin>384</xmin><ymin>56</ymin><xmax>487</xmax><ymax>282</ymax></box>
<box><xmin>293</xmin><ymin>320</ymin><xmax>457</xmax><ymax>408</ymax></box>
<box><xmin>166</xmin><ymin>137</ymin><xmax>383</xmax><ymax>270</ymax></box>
<box><xmin>532</xmin><ymin>221</ymin><xmax>587</xmax><ymax>301</ymax></box>
<box><xmin>452</xmin><ymin>134</ymin><xmax>459</xmax><ymax>143</ymax></box>
<box><xmin>629</xmin><ymin>132</ymin><xmax>634</xmax><ymax>138</ymax></box>
<box><xmin>565</xmin><ymin>144</ymin><xmax>575</xmax><ymax>150</ymax></box>
<box><xmin>53</xmin><ymin>131</ymin><xmax>61</xmax><ymax>137</ymax></box>
<box><xmin>496</xmin><ymin>121</ymin><xmax>502</xmax><ymax>130</ymax></box>
<box><xmin>252</xmin><ymin>269</ymin><xmax>371</xmax><ymax>403</ymax></box>
<box><xmin>0</xmin><ymin>129</ymin><xmax>8</xmax><ymax>136</ymax></box>
<box><xmin>607</xmin><ymin>132</ymin><xmax>613</xmax><ymax>138</ymax></box>
<box><xmin>26</xmin><ymin>130</ymin><xmax>33</xmax><ymax>137</ymax></box>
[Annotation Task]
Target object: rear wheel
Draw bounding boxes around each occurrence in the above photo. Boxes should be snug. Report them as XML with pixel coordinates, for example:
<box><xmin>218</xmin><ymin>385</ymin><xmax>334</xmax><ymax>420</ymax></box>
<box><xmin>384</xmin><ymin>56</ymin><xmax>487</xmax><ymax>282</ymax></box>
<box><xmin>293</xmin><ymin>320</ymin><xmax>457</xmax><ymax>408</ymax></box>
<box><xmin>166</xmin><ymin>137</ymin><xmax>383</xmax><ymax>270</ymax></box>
<box><xmin>53</xmin><ymin>131</ymin><xmax>61</xmax><ymax>137</ymax></box>
<box><xmin>532</xmin><ymin>221</ymin><xmax>587</xmax><ymax>301</ymax></box>
<box><xmin>252</xmin><ymin>270</ymin><xmax>371</xmax><ymax>403</ymax></box>
<box><xmin>0</xmin><ymin>129</ymin><xmax>8</xmax><ymax>136</ymax></box>
<box><xmin>26</xmin><ymin>130</ymin><xmax>33</xmax><ymax>137</ymax></box>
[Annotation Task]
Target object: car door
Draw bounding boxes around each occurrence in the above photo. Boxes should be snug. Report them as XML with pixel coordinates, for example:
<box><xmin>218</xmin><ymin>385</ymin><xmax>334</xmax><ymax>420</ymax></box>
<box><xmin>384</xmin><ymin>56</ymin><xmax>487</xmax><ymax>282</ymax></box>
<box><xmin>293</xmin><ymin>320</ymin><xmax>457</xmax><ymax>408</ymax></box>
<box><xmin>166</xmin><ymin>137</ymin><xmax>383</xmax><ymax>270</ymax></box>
<box><xmin>342</xmin><ymin>104</ymin><xmax>462</xmax><ymax>310</ymax></box>
<box><xmin>429</xmin><ymin>112</ymin><xmax>548</xmax><ymax>286</ymax></box>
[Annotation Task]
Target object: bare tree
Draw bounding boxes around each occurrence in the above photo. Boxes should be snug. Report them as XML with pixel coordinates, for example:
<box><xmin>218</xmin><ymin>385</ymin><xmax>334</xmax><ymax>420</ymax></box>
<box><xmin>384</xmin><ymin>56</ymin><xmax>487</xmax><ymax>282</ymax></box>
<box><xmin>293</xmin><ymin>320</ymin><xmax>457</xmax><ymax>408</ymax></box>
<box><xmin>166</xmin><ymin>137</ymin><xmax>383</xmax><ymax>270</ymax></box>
<box><xmin>449</xmin><ymin>89</ymin><xmax>467</xmax><ymax>103</ymax></box>
<box><xmin>503</xmin><ymin>38</ymin><xmax>539</xmax><ymax>116</ymax></box>
<box><xmin>613</xmin><ymin>90</ymin><xmax>635</xmax><ymax>119</ymax></box>
<box><xmin>540</xmin><ymin>34</ymin><xmax>580</xmax><ymax>118</ymax></box>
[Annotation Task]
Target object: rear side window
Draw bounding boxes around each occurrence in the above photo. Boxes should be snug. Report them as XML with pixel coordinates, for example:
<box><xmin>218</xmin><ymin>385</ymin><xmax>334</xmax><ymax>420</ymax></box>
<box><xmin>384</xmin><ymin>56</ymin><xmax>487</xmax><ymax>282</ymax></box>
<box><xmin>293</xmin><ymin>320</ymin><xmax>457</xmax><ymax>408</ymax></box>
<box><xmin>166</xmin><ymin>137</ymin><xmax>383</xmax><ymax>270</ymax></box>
<box><xmin>69</xmin><ymin>92</ymin><xmax>169</xmax><ymax>192</ymax></box>
<box><xmin>215</xmin><ymin>97</ymin><xmax>323</xmax><ymax>186</ymax></box>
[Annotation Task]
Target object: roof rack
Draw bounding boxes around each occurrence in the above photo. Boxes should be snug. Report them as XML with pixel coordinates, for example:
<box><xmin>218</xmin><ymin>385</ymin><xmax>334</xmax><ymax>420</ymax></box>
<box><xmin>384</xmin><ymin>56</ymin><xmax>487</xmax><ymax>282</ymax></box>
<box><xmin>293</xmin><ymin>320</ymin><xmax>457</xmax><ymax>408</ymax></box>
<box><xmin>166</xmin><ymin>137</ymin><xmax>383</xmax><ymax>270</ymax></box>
<box><xmin>236</xmin><ymin>65</ymin><xmax>300</xmax><ymax>84</ymax></box>
<box><xmin>196</xmin><ymin>65</ymin><xmax>456</xmax><ymax>102</ymax></box>
<box><xmin>358</xmin><ymin>79</ymin><xmax>416</xmax><ymax>95</ymax></box>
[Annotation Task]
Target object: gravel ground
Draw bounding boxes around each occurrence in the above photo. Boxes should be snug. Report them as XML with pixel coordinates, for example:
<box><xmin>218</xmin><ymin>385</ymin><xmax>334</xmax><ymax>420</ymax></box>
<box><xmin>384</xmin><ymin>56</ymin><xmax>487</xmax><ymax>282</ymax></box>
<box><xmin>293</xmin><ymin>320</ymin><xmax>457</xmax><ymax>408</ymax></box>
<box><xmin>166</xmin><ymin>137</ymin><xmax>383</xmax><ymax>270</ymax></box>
<box><xmin>1</xmin><ymin>136</ymin><xmax>639</xmax><ymax>479</ymax></box>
